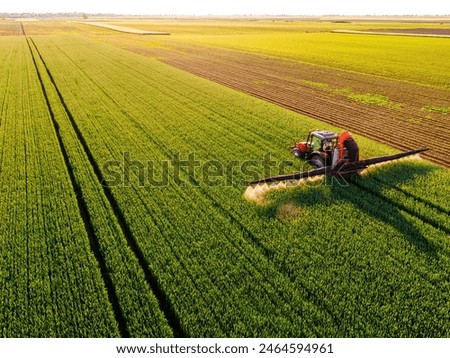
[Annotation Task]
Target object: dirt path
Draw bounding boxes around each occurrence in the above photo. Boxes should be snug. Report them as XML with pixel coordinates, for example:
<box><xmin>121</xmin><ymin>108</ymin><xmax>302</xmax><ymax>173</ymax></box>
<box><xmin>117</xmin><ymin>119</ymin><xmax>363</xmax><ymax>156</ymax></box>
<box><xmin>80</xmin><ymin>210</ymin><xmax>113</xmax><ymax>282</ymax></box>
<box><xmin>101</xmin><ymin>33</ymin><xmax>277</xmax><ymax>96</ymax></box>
<box><xmin>332</xmin><ymin>29</ymin><xmax>450</xmax><ymax>38</ymax></box>
<box><xmin>365</xmin><ymin>28</ymin><xmax>450</xmax><ymax>36</ymax></box>
<box><xmin>112</xmin><ymin>39</ymin><xmax>450</xmax><ymax>167</ymax></box>
<box><xmin>81</xmin><ymin>22</ymin><xmax>170</xmax><ymax>35</ymax></box>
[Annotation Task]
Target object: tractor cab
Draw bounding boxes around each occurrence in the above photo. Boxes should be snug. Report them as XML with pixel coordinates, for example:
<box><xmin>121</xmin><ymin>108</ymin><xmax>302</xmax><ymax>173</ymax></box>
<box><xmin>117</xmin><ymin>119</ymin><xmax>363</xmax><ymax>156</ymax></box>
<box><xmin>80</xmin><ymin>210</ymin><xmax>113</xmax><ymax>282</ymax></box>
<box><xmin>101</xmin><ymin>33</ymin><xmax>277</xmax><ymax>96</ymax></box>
<box><xmin>292</xmin><ymin>130</ymin><xmax>338</xmax><ymax>167</ymax></box>
<box><xmin>307</xmin><ymin>130</ymin><xmax>338</xmax><ymax>152</ymax></box>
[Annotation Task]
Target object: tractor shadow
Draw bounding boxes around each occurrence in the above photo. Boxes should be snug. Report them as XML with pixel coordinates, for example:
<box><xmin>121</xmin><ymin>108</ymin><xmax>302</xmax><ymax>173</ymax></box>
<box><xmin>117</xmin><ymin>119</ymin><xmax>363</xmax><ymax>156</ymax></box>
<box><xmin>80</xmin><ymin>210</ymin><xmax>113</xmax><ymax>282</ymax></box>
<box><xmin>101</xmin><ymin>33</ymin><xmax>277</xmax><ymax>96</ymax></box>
<box><xmin>261</xmin><ymin>161</ymin><xmax>439</xmax><ymax>258</ymax></box>
<box><xmin>360</xmin><ymin>158</ymin><xmax>441</xmax><ymax>186</ymax></box>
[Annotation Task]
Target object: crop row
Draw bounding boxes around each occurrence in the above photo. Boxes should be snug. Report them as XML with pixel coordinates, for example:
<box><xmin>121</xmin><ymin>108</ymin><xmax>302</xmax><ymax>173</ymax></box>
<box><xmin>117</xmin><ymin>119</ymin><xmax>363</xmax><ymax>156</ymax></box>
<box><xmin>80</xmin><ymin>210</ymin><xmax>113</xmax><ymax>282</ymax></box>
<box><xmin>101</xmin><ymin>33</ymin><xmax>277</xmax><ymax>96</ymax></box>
<box><xmin>0</xmin><ymin>37</ymin><xmax>119</xmax><ymax>337</ymax></box>
<box><xmin>31</xmin><ymin>35</ymin><xmax>450</xmax><ymax>336</ymax></box>
<box><xmin>25</xmin><ymin>37</ymin><xmax>173</xmax><ymax>337</ymax></box>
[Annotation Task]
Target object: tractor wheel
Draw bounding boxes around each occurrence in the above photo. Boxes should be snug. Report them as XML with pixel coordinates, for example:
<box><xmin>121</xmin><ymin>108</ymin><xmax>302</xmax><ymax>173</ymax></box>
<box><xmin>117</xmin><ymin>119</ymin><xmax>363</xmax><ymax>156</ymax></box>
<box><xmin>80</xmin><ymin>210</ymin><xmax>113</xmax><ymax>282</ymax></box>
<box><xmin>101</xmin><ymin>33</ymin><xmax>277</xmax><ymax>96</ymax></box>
<box><xmin>310</xmin><ymin>155</ymin><xmax>325</xmax><ymax>168</ymax></box>
<box><xmin>344</xmin><ymin>138</ymin><xmax>359</xmax><ymax>162</ymax></box>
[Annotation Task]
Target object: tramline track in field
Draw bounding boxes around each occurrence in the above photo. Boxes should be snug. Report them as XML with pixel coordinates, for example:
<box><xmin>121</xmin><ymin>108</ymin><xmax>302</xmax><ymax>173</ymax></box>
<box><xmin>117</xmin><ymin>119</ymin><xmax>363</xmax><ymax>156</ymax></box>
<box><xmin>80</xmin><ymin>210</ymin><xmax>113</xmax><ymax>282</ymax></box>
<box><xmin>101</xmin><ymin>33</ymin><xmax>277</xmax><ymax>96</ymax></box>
<box><xmin>24</xmin><ymin>31</ymin><xmax>176</xmax><ymax>337</ymax></box>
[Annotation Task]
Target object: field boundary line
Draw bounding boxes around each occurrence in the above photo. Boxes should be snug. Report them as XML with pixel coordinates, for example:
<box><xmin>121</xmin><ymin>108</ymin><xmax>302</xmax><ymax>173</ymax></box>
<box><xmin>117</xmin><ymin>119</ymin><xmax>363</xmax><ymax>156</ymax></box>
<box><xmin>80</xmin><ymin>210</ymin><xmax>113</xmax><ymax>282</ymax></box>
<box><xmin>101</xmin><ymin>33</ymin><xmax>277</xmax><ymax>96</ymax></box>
<box><xmin>27</xmin><ymin>37</ymin><xmax>185</xmax><ymax>338</ymax></box>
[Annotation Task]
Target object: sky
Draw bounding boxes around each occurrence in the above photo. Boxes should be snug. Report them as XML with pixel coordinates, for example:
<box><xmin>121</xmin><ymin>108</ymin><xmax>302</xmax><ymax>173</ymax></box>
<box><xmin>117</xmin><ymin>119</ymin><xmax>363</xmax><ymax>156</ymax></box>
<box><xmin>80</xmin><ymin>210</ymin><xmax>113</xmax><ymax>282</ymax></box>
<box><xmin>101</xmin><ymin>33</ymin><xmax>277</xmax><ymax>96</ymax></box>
<box><xmin>1</xmin><ymin>0</ymin><xmax>449</xmax><ymax>16</ymax></box>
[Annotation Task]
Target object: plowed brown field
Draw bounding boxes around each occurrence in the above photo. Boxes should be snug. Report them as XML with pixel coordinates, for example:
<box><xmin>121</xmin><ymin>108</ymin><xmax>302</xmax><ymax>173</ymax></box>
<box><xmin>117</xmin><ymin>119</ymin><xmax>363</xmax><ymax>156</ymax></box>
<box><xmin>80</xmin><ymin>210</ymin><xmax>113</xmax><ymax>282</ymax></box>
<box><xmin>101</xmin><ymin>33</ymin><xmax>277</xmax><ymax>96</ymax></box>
<box><xmin>110</xmin><ymin>40</ymin><xmax>450</xmax><ymax>167</ymax></box>
<box><xmin>0</xmin><ymin>22</ymin><xmax>23</xmax><ymax>36</ymax></box>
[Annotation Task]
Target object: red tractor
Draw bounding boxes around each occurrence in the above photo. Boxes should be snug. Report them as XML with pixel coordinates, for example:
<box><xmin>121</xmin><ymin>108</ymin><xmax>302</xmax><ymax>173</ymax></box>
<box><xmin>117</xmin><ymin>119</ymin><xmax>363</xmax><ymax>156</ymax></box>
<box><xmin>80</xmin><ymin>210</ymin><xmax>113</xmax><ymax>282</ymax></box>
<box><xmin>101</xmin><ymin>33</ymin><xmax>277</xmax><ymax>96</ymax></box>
<box><xmin>291</xmin><ymin>130</ymin><xmax>359</xmax><ymax>169</ymax></box>
<box><xmin>249</xmin><ymin>129</ymin><xmax>428</xmax><ymax>186</ymax></box>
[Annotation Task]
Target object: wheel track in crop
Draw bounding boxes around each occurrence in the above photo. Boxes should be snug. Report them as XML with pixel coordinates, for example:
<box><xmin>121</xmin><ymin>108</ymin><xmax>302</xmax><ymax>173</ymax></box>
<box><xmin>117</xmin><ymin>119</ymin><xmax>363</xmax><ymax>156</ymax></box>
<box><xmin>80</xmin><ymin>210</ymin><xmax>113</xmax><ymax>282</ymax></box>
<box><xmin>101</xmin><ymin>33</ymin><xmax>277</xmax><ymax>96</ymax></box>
<box><xmin>25</xmin><ymin>36</ymin><xmax>184</xmax><ymax>338</ymax></box>
<box><xmin>349</xmin><ymin>178</ymin><xmax>450</xmax><ymax>235</ymax></box>
<box><xmin>373</xmin><ymin>176</ymin><xmax>450</xmax><ymax>216</ymax></box>
<box><xmin>25</xmin><ymin>36</ymin><xmax>129</xmax><ymax>337</ymax></box>
<box><xmin>19</xmin><ymin>22</ymin><xmax>25</xmax><ymax>36</ymax></box>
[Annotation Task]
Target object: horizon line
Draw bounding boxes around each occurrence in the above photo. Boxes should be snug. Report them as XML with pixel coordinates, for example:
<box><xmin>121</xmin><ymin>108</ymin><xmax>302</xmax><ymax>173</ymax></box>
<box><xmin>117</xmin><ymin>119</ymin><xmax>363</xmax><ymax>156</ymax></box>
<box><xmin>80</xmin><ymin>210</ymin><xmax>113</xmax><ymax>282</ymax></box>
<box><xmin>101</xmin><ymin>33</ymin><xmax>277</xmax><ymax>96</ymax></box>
<box><xmin>1</xmin><ymin>12</ymin><xmax>450</xmax><ymax>17</ymax></box>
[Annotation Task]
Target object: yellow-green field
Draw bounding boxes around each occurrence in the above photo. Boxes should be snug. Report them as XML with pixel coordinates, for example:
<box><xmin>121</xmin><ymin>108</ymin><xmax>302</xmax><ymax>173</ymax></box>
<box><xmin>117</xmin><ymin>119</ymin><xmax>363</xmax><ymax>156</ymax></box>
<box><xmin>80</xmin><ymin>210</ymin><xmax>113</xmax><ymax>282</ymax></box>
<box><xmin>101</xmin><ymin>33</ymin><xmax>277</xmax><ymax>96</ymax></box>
<box><xmin>104</xmin><ymin>19</ymin><xmax>450</xmax><ymax>88</ymax></box>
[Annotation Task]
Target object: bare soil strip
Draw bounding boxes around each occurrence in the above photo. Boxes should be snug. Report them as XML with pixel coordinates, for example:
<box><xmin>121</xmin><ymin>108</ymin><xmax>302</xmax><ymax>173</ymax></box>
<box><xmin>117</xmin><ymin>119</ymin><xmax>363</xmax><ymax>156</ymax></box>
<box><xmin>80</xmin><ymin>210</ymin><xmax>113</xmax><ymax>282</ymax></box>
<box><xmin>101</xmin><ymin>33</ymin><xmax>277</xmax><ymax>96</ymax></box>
<box><xmin>82</xmin><ymin>22</ymin><xmax>170</xmax><ymax>35</ymax></box>
<box><xmin>114</xmin><ymin>40</ymin><xmax>450</xmax><ymax>167</ymax></box>
<box><xmin>366</xmin><ymin>28</ymin><xmax>450</xmax><ymax>36</ymax></box>
<box><xmin>332</xmin><ymin>29</ymin><xmax>450</xmax><ymax>38</ymax></box>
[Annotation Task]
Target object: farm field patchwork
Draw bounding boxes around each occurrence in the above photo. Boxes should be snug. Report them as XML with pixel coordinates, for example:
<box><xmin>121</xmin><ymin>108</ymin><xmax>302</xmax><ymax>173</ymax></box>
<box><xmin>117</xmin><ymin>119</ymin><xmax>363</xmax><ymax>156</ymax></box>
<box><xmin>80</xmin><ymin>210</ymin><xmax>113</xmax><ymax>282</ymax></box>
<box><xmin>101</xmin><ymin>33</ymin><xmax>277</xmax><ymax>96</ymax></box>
<box><xmin>0</xmin><ymin>20</ymin><xmax>449</xmax><ymax>337</ymax></box>
<box><xmin>96</xmin><ymin>36</ymin><xmax>450</xmax><ymax>167</ymax></box>
<box><xmin>101</xmin><ymin>19</ymin><xmax>450</xmax><ymax>88</ymax></box>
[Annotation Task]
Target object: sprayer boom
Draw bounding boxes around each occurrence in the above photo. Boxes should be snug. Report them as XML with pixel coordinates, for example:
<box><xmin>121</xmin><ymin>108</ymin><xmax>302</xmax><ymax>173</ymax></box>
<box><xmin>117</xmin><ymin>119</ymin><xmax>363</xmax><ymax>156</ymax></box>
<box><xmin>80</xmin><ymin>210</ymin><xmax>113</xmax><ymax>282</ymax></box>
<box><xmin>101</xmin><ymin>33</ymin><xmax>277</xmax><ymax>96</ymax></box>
<box><xmin>249</xmin><ymin>148</ymin><xmax>429</xmax><ymax>186</ymax></box>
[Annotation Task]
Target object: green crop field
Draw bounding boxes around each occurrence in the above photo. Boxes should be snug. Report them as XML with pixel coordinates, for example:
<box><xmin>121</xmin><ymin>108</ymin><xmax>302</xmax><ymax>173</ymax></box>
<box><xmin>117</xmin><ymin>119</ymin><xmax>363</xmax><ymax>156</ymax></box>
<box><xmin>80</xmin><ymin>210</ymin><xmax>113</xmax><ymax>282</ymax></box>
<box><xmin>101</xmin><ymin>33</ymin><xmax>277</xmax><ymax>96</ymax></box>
<box><xmin>0</xmin><ymin>19</ymin><xmax>449</xmax><ymax>338</ymax></box>
<box><xmin>105</xmin><ymin>19</ymin><xmax>450</xmax><ymax>89</ymax></box>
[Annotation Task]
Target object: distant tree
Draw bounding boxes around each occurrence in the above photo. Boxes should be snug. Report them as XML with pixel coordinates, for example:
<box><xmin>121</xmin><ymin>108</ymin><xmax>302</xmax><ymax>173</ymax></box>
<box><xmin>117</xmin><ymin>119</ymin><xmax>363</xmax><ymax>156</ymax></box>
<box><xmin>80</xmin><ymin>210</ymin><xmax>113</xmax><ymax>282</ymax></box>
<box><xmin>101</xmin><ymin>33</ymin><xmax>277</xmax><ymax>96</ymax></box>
<box><xmin>82</xmin><ymin>13</ymin><xmax>88</xmax><ymax>20</ymax></box>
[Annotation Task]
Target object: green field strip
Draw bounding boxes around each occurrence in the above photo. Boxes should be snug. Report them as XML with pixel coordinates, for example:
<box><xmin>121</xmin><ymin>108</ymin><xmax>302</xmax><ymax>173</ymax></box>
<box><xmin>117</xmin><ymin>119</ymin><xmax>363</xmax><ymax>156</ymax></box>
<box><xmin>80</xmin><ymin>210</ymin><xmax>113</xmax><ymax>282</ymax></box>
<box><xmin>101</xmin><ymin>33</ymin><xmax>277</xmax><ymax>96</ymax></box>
<box><xmin>26</xmin><ymin>36</ymin><xmax>174</xmax><ymax>337</ymax></box>
<box><xmin>26</xmin><ymin>36</ymin><xmax>129</xmax><ymax>337</ymax></box>
<box><xmin>31</xmin><ymin>35</ymin><xmax>450</xmax><ymax>337</ymax></box>
<box><xmin>0</xmin><ymin>37</ymin><xmax>119</xmax><ymax>337</ymax></box>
